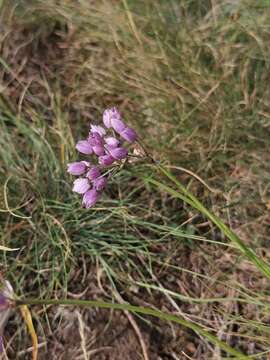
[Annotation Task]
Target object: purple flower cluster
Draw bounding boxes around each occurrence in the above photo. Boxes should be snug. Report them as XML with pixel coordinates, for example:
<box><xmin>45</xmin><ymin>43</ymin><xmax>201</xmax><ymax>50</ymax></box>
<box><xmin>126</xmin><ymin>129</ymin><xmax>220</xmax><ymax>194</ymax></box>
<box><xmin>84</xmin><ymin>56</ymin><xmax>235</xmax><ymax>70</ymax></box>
<box><xmin>67</xmin><ymin>107</ymin><xmax>137</xmax><ymax>208</ymax></box>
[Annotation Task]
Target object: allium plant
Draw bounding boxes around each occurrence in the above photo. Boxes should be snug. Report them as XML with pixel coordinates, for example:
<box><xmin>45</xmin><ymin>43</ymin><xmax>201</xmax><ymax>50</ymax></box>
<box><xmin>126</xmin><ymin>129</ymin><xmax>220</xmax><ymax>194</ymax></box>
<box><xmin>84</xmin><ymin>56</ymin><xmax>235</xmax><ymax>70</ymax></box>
<box><xmin>67</xmin><ymin>107</ymin><xmax>138</xmax><ymax>208</ymax></box>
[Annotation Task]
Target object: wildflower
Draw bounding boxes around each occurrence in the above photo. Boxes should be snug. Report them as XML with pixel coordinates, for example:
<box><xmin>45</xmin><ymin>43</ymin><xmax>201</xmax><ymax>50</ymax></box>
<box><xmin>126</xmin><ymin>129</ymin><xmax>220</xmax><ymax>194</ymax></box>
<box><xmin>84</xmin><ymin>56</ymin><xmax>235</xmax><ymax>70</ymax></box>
<box><xmin>120</xmin><ymin>127</ymin><xmax>137</xmax><ymax>143</ymax></box>
<box><xmin>90</xmin><ymin>124</ymin><xmax>106</xmax><ymax>137</ymax></box>
<box><xmin>76</xmin><ymin>140</ymin><xmax>93</xmax><ymax>154</ymax></box>
<box><xmin>111</xmin><ymin>117</ymin><xmax>126</xmax><ymax>134</ymax></box>
<box><xmin>87</xmin><ymin>166</ymin><xmax>101</xmax><ymax>180</ymax></box>
<box><xmin>105</xmin><ymin>137</ymin><xmax>119</xmax><ymax>148</ymax></box>
<box><xmin>98</xmin><ymin>154</ymin><xmax>115</xmax><ymax>166</ymax></box>
<box><xmin>93</xmin><ymin>176</ymin><xmax>107</xmax><ymax>191</ymax></box>
<box><xmin>92</xmin><ymin>145</ymin><xmax>105</xmax><ymax>156</ymax></box>
<box><xmin>68</xmin><ymin>106</ymin><xmax>138</xmax><ymax>209</ymax></box>
<box><xmin>88</xmin><ymin>132</ymin><xmax>104</xmax><ymax>147</ymax></box>
<box><xmin>103</xmin><ymin>107</ymin><xmax>121</xmax><ymax>128</ymax></box>
<box><xmin>67</xmin><ymin>161</ymin><xmax>89</xmax><ymax>175</ymax></box>
<box><xmin>82</xmin><ymin>189</ymin><xmax>100</xmax><ymax>208</ymax></box>
<box><xmin>72</xmin><ymin>178</ymin><xmax>90</xmax><ymax>194</ymax></box>
<box><xmin>109</xmin><ymin>147</ymin><xmax>128</xmax><ymax>160</ymax></box>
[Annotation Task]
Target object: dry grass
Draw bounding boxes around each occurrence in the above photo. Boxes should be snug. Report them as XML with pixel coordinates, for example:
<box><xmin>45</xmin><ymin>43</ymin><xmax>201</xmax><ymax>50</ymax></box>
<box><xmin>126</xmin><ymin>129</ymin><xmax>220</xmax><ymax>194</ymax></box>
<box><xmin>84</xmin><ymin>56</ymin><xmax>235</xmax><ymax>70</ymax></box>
<box><xmin>0</xmin><ymin>0</ymin><xmax>270</xmax><ymax>359</ymax></box>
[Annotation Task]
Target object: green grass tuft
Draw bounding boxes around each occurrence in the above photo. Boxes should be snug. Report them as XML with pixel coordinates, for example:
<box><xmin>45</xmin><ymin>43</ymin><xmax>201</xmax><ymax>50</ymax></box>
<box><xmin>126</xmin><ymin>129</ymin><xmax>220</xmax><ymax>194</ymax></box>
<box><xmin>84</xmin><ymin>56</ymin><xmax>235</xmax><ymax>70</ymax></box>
<box><xmin>1</xmin><ymin>0</ymin><xmax>270</xmax><ymax>358</ymax></box>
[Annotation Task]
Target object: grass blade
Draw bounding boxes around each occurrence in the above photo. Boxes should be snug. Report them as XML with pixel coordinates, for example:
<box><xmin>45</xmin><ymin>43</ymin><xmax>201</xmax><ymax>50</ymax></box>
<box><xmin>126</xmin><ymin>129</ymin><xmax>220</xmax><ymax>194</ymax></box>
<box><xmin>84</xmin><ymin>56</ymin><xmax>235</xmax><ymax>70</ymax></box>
<box><xmin>18</xmin><ymin>298</ymin><xmax>250</xmax><ymax>359</ymax></box>
<box><xmin>147</xmin><ymin>165</ymin><xmax>270</xmax><ymax>280</ymax></box>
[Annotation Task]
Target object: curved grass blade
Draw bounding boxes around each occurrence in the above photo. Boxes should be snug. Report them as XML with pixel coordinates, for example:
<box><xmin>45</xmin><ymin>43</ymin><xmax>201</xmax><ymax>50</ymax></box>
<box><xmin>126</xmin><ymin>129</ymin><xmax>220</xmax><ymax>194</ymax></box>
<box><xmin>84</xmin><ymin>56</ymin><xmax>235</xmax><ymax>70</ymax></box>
<box><xmin>17</xmin><ymin>298</ymin><xmax>250</xmax><ymax>359</ymax></box>
<box><xmin>147</xmin><ymin>165</ymin><xmax>270</xmax><ymax>280</ymax></box>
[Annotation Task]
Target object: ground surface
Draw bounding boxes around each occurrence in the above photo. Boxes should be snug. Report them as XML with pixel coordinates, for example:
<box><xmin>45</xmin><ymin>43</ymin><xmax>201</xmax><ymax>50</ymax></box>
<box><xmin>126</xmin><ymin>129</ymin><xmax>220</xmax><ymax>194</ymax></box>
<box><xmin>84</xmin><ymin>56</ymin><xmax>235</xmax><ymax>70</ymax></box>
<box><xmin>0</xmin><ymin>1</ymin><xmax>270</xmax><ymax>359</ymax></box>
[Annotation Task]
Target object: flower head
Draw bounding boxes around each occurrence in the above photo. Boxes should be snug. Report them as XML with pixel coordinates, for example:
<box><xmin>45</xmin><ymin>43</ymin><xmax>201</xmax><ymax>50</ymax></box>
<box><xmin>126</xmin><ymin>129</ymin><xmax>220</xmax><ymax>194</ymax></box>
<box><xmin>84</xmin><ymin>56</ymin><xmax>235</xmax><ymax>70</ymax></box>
<box><xmin>105</xmin><ymin>137</ymin><xmax>119</xmax><ymax>148</ymax></box>
<box><xmin>98</xmin><ymin>154</ymin><xmax>115</xmax><ymax>166</ymax></box>
<box><xmin>67</xmin><ymin>161</ymin><xmax>89</xmax><ymax>175</ymax></box>
<box><xmin>76</xmin><ymin>140</ymin><xmax>93</xmax><ymax>154</ymax></box>
<box><xmin>82</xmin><ymin>189</ymin><xmax>100</xmax><ymax>208</ymax></box>
<box><xmin>88</xmin><ymin>132</ymin><xmax>104</xmax><ymax>147</ymax></box>
<box><xmin>92</xmin><ymin>145</ymin><xmax>105</xmax><ymax>156</ymax></box>
<box><xmin>120</xmin><ymin>127</ymin><xmax>137</xmax><ymax>143</ymax></box>
<box><xmin>93</xmin><ymin>176</ymin><xmax>107</xmax><ymax>191</ymax></box>
<box><xmin>109</xmin><ymin>147</ymin><xmax>128</xmax><ymax>160</ymax></box>
<box><xmin>111</xmin><ymin>117</ymin><xmax>126</xmax><ymax>134</ymax></box>
<box><xmin>103</xmin><ymin>107</ymin><xmax>121</xmax><ymax>128</ymax></box>
<box><xmin>90</xmin><ymin>124</ymin><xmax>106</xmax><ymax>137</ymax></box>
<box><xmin>68</xmin><ymin>106</ymin><xmax>139</xmax><ymax>209</ymax></box>
<box><xmin>72</xmin><ymin>178</ymin><xmax>90</xmax><ymax>194</ymax></box>
<box><xmin>87</xmin><ymin>166</ymin><xmax>101</xmax><ymax>180</ymax></box>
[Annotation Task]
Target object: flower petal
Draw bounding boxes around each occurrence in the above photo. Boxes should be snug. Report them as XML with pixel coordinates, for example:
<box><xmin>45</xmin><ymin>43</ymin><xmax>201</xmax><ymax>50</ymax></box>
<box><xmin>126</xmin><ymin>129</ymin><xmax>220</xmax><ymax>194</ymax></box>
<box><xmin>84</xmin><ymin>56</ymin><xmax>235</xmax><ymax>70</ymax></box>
<box><xmin>82</xmin><ymin>189</ymin><xmax>100</xmax><ymax>208</ymax></box>
<box><xmin>93</xmin><ymin>145</ymin><xmax>105</xmax><ymax>156</ymax></box>
<box><xmin>120</xmin><ymin>127</ymin><xmax>137</xmax><ymax>143</ymax></box>
<box><xmin>105</xmin><ymin>137</ymin><xmax>119</xmax><ymax>148</ymax></box>
<box><xmin>72</xmin><ymin>178</ymin><xmax>90</xmax><ymax>194</ymax></box>
<box><xmin>88</xmin><ymin>132</ymin><xmax>104</xmax><ymax>147</ymax></box>
<box><xmin>67</xmin><ymin>161</ymin><xmax>88</xmax><ymax>176</ymax></box>
<box><xmin>90</xmin><ymin>124</ymin><xmax>106</xmax><ymax>137</ymax></box>
<box><xmin>75</xmin><ymin>140</ymin><xmax>93</xmax><ymax>154</ymax></box>
<box><xmin>87</xmin><ymin>166</ymin><xmax>101</xmax><ymax>180</ymax></box>
<box><xmin>93</xmin><ymin>176</ymin><xmax>107</xmax><ymax>191</ymax></box>
<box><xmin>103</xmin><ymin>107</ymin><xmax>121</xmax><ymax>128</ymax></box>
<box><xmin>98</xmin><ymin>154</ymin><xmax>115</xmax><ymax>166</ymax></box>
<box><xmin>111</xmin><ymin>117</ymin><xmax>126</xmax><ymax>134</ymax></box>
<box><xmin>109</xmin><ymin>147</ymin><xmax>128</xmax><ymax>160</ymax></box>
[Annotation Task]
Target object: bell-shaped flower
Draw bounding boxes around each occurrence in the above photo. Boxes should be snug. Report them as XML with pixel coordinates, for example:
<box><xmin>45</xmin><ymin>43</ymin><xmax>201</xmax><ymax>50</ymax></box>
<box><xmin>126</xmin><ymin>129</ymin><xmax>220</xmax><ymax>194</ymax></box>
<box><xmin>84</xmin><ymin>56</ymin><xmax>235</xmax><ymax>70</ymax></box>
<box><xmin>67</xmin><ymin>161</ymin><xmax>89</xmax><ymax>175</ymax></box>
<box><xmin>90</xmin><ymin>124</ymin><xmax>106</xmax><ymax>137</ymax></box>
<box><xmin>87</xmin><ymin>166</ymin><xmax>101</xmax><ymax>180</ymax></box>
<box><xmin>103</xmin><ymin>107</ymin><xmax>121</xmax><ymax>128</ymax></box>
<box><xmin>98</xmin><ymin>154</ymin><xmax>115</xmax><ymax>166</ymax></box>
<box><xmin>120</xmin><ymin>127</ymin><xmax>137</xmax><ymax>143</ymax></box>
<box><xmin>88</xmin><ymin>132</ymin><xmax>104</xmax><ymax>147</ymax></box>
<box><xmin>93</xmin><ymin>176</ymin><xmax>107</xmax><ymax>191</ymax></box>
<box><xmin>72</xmin><ymin>178</ymin><xmax>90</xmax><ymax>194</ymax></box>
<box><xmin>111</xmin><ymin>117</ymin><xmax>126</xmax><ymax>134</ymax></box>
<box><xmin>82</xmin><ymin>189</ymin><xmax>100</xmax><ymax>208</ymax></box>
<box><xmin>109</xmin><ymin>147</ymin><xmax>128</xmax><ymax>160</ymax></box>
<box><xmin>76</xmin><ymin>140</ymin><xmax>93</xmax><ymax>154</ymax></box>
<box><xmin>92</xmin><ymin>145</ymin><xmax>105</xmax><ymax>156</ymax></box>
<box><xmin>105</xmin><ymin>137</ymin><xmax>119</xmax><ymax>148</ymax></box>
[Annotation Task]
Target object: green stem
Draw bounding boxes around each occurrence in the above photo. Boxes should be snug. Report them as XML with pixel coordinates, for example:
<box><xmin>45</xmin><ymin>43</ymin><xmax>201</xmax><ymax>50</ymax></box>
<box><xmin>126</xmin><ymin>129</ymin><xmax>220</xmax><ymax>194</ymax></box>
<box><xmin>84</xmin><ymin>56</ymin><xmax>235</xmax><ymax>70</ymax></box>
<box><xmin>17</xmin><ymin>298</ymin><xmax>250</xmax><ymax>359</ymax></box>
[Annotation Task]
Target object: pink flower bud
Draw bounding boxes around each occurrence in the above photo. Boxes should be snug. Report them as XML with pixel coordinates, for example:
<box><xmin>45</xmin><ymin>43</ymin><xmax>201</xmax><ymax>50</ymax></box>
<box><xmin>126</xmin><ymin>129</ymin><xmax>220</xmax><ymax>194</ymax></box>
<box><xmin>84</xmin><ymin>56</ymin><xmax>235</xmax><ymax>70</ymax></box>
<box><xmin>120</xmin><ymin>127</ymin><xmax>137</xmax><ymax>143</ymax></box>
<box><xmin>93</xmin><ymin>145</ymin><xmax>105</xmax><ymax>156</ymax></box>
<box><xmin>109</xmin><ymin>147</ymin><xmax>128</xmax><ymax>160</ymax></box>
<box><xmin>67</xmin><ymin>161</ymin><xmax>89</xmax><ymax>175</ymax></box>
<box><xmin>103</xmin><ymin>107</ymin><xmax>121</xmax><ymax>128</ymax></box>
<box><xmin>90</xmin><ymin>124</ymin><xmax>106</xmax><ymax>137</ymax></box>
<box><xmin>88</xmin><ymin>132</ymin><xmax>104</xmax><ymax>147</ymax></box>
<box><xmin>98</xmin><ymin>154</ymin><xmax>115</xmax><ymax>166</ymax></box>
<box><xmin>111</xmin><ymin>117</ymin><xmax>126</xmax><ymax>134</ymax></box>
<box><xmin>82</xmin><ymin>189</ymin><xmax>100</xmax><ymax>208</ymax></box>
<box><xmin>72</xmin><ymin>178</ymin><xmax>90</xmax><ymax>194</ymax></box>
<box><xmin>103</xmin><ymin>109</ymin><xmax>112</xmax><ymax>128</ymax></box>
<box><xmin>105</xmin><ymin>137</ymin><xmax>119</xmax><ymax>148</ymax></box>
<box><xmin>93</xmin><ymin>176</ymin><xmax>107</xmax><ymax>191</ymax></box>
<box><xmin>76</xmin><ymin>140</ymin><xmax>93</xmax><ymax>154</ymax></box>
<box><xmin>87</xmin><ymin>166</ymin><xmax>101</xmax><ymax>180</ymax></box>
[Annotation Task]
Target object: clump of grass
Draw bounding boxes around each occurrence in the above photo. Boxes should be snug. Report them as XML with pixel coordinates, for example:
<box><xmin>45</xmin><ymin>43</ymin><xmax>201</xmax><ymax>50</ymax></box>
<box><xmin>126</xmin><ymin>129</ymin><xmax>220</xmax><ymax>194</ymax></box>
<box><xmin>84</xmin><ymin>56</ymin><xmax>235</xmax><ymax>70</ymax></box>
<box><xmin>1</xmin><ymin>0</ymin><xmax>270</xmax><ymax>358</ymax></box>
